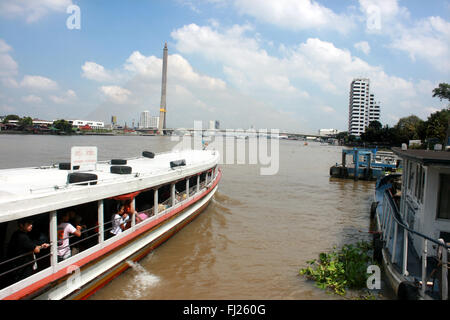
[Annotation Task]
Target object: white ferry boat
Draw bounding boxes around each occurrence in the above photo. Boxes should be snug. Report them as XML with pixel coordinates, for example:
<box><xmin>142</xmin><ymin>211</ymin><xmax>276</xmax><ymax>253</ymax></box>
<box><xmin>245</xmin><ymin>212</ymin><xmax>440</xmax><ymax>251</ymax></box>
<box><xmin>0</xmin><ymin>148</ymin><xmax>221</xmax><ymax>300</ymax></box>
<box><xmin>372</xmin><ymin>147</ymin><xmax>449</xmax><ymax>299</ymax></box>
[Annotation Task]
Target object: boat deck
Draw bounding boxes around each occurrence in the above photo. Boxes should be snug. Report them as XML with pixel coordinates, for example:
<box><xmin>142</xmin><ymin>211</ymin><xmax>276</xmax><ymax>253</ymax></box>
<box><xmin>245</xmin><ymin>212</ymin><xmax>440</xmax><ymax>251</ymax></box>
<box><xmin>0</xmin><ymin>149</ymin><xmax>217</xmax><ymax>202</ymax></box>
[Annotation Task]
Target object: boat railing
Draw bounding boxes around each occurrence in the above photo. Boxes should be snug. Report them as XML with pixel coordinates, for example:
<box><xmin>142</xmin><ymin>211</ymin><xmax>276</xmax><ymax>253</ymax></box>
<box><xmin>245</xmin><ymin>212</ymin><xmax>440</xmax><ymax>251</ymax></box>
<box><xmin>378</xmin><ymin>188</ymin><xmax>449</xmax><ymax>299</ymax></box>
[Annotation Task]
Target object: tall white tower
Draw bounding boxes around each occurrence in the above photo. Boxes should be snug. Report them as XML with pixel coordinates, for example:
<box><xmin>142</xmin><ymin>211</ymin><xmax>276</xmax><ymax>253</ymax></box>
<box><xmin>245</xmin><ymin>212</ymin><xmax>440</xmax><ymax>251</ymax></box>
<box><xmin>158</xmin><ymin>43</ymin><xmax>168</xmax><ymax>135</ymax></box>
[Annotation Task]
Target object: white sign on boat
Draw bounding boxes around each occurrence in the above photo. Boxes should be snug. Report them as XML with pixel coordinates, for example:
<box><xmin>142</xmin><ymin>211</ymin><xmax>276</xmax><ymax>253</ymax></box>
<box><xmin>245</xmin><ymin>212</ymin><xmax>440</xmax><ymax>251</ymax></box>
<box><xmin>71</xmin><ymin>146</ymin><xmax>97</xmax><ymax>168</ymax></box>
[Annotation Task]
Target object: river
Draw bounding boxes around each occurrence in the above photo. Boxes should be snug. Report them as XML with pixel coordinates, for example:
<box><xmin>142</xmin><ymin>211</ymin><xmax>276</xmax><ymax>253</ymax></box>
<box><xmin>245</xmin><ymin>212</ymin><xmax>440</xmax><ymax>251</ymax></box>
<box><xmin>0</xmin><ymin>134</ymin><xmax>394</xmax><ymax>299</ymax></box>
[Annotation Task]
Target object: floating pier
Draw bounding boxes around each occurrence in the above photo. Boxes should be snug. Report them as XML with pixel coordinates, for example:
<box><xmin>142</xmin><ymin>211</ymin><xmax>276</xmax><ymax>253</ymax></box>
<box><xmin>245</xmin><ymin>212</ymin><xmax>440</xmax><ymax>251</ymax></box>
<box><xmin>330</xmin><ymin>148</ymin><xmax>398</xmax><ymax>181</ymax></box>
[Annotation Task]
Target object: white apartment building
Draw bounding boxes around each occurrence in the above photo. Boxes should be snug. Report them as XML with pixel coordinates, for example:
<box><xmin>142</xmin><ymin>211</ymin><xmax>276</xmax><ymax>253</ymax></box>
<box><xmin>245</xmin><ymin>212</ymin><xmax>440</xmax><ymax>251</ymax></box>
<box><xmin>209</xmin><ymin>120</ymin><xmax>220</xmax><ymax>130</ymax></box>
<box><xmin>139</xmin><ymin>111</ymin><xmax>159</xmax><ymax>129</ymax></box>
<box><xmin>149</xmin><ymin>116</ymin><xmax>159</xmax><ymax>129</ymax></box>
<box><xmin>348</xmin><ymin>78</ymin><xmax>381</xmax><ymax>136</ymax></box>
<box><xmin>139</xmin><ymin>111</ymin><xmax>151</xmax><ymax>129</ymax></box>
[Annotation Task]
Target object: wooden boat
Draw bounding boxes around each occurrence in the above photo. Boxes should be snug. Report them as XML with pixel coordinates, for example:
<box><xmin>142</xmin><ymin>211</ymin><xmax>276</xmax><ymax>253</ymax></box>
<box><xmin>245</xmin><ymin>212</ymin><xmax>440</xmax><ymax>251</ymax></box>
<box><xmin>0</xmin><ymin>148</ymin><xmax>221</xmax><ymax>300</ymax></box>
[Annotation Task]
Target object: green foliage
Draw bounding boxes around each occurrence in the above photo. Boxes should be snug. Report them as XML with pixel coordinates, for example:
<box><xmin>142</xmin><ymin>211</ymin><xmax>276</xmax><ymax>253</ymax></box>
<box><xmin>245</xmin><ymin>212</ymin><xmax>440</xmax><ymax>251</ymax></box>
<box><xmin>2</xmin><ymin>114</ymin><xmax>20</xmax><ymax>123</ymax></box>
<box><xmin>52</xmin><ymin>119</ymin><xmax>73</xmax><ymax>134</ymax></box>
<box><xmin>299</xmin><ymin>242</ymin><xmax>376</xmax><ymax>296</ymax></box>
<box><xmin>432</xmin><ymin>83</ymin><xmax>450</xmax><ymax>102</ymax></box>
<box><xmin>424</xmin><ymin>108</ymin><xmax>450</xmax><ymax>145</ymax></box>
<box><xmin>19</xmin><ymin>116</ymin><xmax>33</xmax><ymax>127</ymax></box>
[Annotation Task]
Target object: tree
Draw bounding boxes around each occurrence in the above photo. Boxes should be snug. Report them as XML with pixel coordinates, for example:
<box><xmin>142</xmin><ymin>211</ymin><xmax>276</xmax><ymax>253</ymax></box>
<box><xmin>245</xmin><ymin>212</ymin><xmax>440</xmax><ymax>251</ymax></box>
<box><xmin>2</xmin><ymin>114</ymin><xmax>20</xmax><ymax>123</ymax></box>
<box><xmin>52</xmin><ymin>119</ymin><xmax>73</xmax><ymax>134</ymax></box>
<box><xmin>424</xmin><ymin>108</ymin><xmax>450</xmax><ymax>145</ymax></box>
<box><xmin>432</xmin><ymin>83</ymin><xmax>450</xmax><ymax>102</ymax></box>
<box><xmin>395</xmin><ymin>115</ymin><xmax>424</xmax><ymax>142</ymax></box>
<box><xmin>19</xmin><ymin>116</ymin><xmax>33</xmax><ymax>128</ymax></box>
<box><xmin>368</xmin><ymin>120</ymin><xmax>382</xmax><ymax>131</ymax></box>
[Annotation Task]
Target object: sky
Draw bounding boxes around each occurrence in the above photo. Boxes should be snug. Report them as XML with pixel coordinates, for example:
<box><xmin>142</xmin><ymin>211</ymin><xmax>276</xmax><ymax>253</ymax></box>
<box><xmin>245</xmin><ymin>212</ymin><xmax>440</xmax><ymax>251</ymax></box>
<box><xmin>0</xmin><ymin>0</ymin><xmax>449</xmax><ymax>133</ymax></box>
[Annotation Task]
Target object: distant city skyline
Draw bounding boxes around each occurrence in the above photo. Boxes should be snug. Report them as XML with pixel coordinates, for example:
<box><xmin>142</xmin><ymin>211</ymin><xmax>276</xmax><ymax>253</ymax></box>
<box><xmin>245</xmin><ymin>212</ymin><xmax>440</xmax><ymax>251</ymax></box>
<box><xmin>0</xmin><ymin>1</ymin><xmax>448</xmax><ymax>133</ymax></box>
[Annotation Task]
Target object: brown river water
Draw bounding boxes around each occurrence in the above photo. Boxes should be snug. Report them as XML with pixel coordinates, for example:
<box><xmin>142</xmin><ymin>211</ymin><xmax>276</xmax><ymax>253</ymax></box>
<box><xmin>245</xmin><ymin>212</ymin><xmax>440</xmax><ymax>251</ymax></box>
<box><xmin>0</xmin><ymin>134</ymin><xmax>394</xmax><ymax>299</ymax></box>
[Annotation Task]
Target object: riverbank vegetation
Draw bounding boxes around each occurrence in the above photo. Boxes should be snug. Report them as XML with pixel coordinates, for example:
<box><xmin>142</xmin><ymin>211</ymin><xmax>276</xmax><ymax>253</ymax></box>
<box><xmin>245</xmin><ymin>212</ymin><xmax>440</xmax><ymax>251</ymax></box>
<box><xmin>299</xmin><ymin>241</ymin><xmax>379</xmax><ymax>298</ymax></box>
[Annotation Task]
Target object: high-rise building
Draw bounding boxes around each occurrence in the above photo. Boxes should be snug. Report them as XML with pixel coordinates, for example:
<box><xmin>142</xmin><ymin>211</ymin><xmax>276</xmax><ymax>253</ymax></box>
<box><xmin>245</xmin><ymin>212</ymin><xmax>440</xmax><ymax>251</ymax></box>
<box><xmin>348</xmin><ymin>78</ymin><xmax>381</xmax><ymax>136</ymax></box>
<box><xmin>149</xmin><ymin>116</ymin><xmax>159</xmax><ymax>129</ymax></box>
<box><xmin>139</xmin><ymin>111</ymin><xmax>151</xmax><ymax>129</ymax></box>
<box><xmin>139</xmin><ymin>111</ymin><xmax>159</xmax><ymax>129</ymax></box>
<box><xmin>209</xmin><ymin>120</ymin><xmax>220</xmax><ymax>130</ymax></box>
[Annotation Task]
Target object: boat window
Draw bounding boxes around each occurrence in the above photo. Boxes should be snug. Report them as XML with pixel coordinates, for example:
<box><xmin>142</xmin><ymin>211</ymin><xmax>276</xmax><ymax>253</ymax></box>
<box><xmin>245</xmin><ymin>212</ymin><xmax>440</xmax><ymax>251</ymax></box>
<box><xmin>414</xmin><ymin>164</ymin><xmax>422</xmax><ymax>200</ymax></box>
<box><xmin>408</xmin><ymin>161</ymin><xmax>415</xmax><ymax>192</ymax></box>
<box><xmin>135</xmin><ymin>189</ymin><xmax>155</xmax><ymax>219</ymax></box>
<box><xmin>57</xmin><ymin>202</ymin><xmax>99</xmax><ymax>262</ymax></box>
<box><xmin>0</xmin><ymin>212</ymin><xmax>51</xmax><ymax>290</ymax></box>
<box><xmin>158</xmin><ymin>184</ymin><xmax>172</xmax><ymax>212</ymax></box>
<box><xmin>419</xmin><ymin>168</ymin><xmax>425</xmax><ymax>203</ymax></box>
<box><xmin>175</xmin><ymin>179</ymin><xmax>187</xmax><ymax>203</ymax></box>
<box><xmin>188</xmin><ymin>176</ymin><xmax>197</xmax><ymax>195</ymax></box>
<box><xmin>437</xmin><ymin>174</ymin><xmax>450</xmax><ymax>220</ymax></box>
<box><xmin>199</xmin><ymin>172</ymin><xmax>207</xmax><ymax>188</ymax></box>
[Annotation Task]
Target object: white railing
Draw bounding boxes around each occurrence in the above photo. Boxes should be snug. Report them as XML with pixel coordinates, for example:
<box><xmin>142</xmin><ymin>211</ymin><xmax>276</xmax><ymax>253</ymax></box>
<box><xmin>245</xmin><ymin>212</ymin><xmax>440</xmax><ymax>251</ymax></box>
<box><xmin>378</xmin><ymin>189</ymin><xmax>449</xmax><ymax>299</ymax></box>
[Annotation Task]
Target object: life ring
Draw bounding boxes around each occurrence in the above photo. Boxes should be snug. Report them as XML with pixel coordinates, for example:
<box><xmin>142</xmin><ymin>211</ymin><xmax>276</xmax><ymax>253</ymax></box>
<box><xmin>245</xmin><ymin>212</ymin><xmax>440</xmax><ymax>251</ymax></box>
<box><xmin>372</xmin><ymin>233</ymin><xmax>383</xmax><ymax>263</ymax></box>
<box><xmin>67</xmin><ymin>172</ymin><xmax>98</xmax><ymax>185</ymax></box>
<box><xmin>370</xmin><ymin>201</ymin><xmax>378</xmax><ymax>219</ymax></box>
<box><xmin>59</xmin><ymin>163</ymin><xmax>80</xmax><ymax>170</ymax></box>
<box><xmin>111</xmin><ymin>159</ymin><xmax>127</xmax><ymax>165</ymax></box>
<box><xmin>397</xmin><ymin>281</ymin><xmax>419</xmax><ymax>300</ymax></box>
<box><xmin>142</xmin><ymin>151</ymin><xmax>155</xmax><ymax>158</ymax></box>
<box><xmin>110</xmin><ymin>165</ymin><xmax>132</xmax><ymax>174</ymax></box>
<box><xmin>170</xmin><ymin>159</ymin><xmax>186</xmax><ymax>169</ymax></box>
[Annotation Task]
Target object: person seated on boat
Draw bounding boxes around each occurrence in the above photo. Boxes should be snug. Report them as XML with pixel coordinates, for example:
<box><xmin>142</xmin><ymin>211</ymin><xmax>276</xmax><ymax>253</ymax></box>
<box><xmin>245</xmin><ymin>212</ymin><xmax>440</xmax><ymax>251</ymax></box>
<box><xmin>6</xmin><ymin>218</ymin><xmax>50</xmax><ymax>283</ymax></box>
<box><xmin>110</xmin><ymin>204</ymin><xmax>129</xmax><ymax>236</ymax></box>
<box><xmin>57</xmin><ymin>211</ymin><xmax>82</xmax><ymax>262</ymax></box>
<box><xmin>68</xmin><ymin>211</ymin><xmax>87</xmax><ymax>253</ymax></box>
<box><xmin>135</xmin><ymin>211</ymin><xmax>149</xmax><ymax>224</ymax></box>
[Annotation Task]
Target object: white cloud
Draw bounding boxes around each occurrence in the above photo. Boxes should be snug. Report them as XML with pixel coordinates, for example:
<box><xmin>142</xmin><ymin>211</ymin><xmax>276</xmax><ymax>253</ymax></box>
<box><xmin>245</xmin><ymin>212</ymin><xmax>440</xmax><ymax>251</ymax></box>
<box><xmin>358</xmin><ymin>0</ymin><xmax>409</xmax><ymax>33</ymax></box>
<box><xmin>389</xmin><ymin>16</ymin><xmax>450</xmax><ymax>72</ymax></box>
<box><xmin>21</xmin><ymin>94</ymin><xmax>43</xmax><ymax>103</ymax></box>
<box><xmin>20</xmin><ymin>75</ymin><xmax>58</xmax><ymax>90</ymax></box>
<box><xmin>357</xmin><ymin>1</ymin><xmax>449</xmax><ymax>72</ymax></box>
<box><xmin>0</xmin><ymin>39</ymin><xmax>12</xmax><ymax>53</ymax></box>
<box><xmin>0</xmin><ymin>39</ymin><xmax>18</xmax><ymax>78</ymax></box>
<box><xmin>100</xmin><ymin>85</ymin><xmax>131</xmax><ymax>104</ymax></box>
<box><xmin>234</xmin><ymin>0</ymin><xmax>354</xmax><ymax>33</ymax></box>
<box><xmin>0</xmin><ymin>0</ymin><xmax>72</xmax><ymax>23</ymax></box>
<box><xmin>171</xmin><ymin>23</ymin><xmax>308</xmax><ymax>98</ymax></box>
<box><xmin>354</xmin><ymin>41</ymin><xmax>371</xmax><ymax>55</ymax></box>
<box><xmin>171</xmin><ymin>22</ymin><xmax>436</xmax><ymax>129</ymax></box>
<box><xmin>49</xmin><ymin>89</ymin><xmax>77</xmax><ymax>104</ymax></box>
<box><xmin>82</xmin><ymin>62</ymin><xmax>118</xmax><ymax>82</ymax></box>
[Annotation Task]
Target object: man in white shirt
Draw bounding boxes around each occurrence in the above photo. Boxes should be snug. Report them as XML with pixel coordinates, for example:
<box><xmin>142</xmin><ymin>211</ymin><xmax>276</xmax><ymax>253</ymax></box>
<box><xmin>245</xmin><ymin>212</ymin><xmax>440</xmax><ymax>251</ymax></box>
<box><xmin>57</xmin><ymin>211</ymin><xmax>82</xmax><ymax>262</ymax></box>
<box><xmin>110</xmin><ymin>204</ymin><xmax>129</xmax><ymax>236</ymax></box>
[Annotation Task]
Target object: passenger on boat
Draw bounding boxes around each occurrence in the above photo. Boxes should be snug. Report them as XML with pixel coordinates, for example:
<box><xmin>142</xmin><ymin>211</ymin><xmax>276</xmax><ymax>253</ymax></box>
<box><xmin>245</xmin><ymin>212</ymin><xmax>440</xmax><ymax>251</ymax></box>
<box><xmin>57</xmin><ymin>211</ymin><xmax>82</xmax><ymax>262</ymax></box>
<box><xmin>110</xmin><ymin>204</ymin><xmax>129</xmax><ymax>236</ymax></box>
<box><xmin>135</xmin><ymin>212</ymin><xmax>148</xmax><ymax>223</ymax></box>
<box><xmin>6</xmin><ymin>218</ymin><xmax>49</xmax><ymax>283</ymax></box>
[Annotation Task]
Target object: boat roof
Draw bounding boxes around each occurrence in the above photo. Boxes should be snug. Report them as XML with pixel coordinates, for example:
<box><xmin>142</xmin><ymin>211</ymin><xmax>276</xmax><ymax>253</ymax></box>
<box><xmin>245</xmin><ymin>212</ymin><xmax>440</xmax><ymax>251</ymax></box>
<box><xmin>0</xmin><ymin>149</ymin><xmax>219</xmax><ymax>222</ymax></box>
<box><xmin>392</xmin><ymin>147</ymin><xmax>450</xmax><ymax>166</ymax></box>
